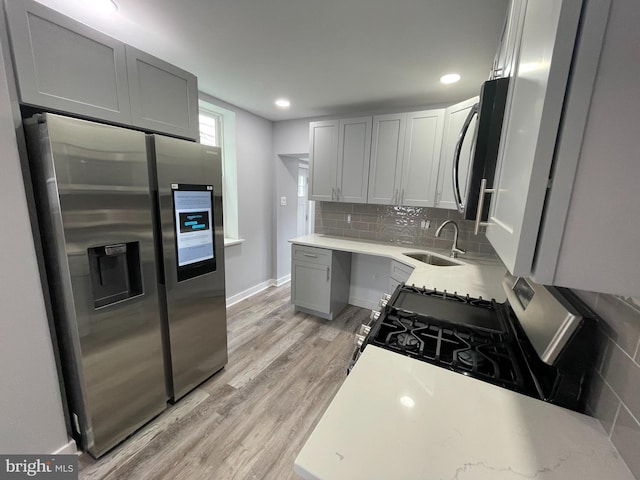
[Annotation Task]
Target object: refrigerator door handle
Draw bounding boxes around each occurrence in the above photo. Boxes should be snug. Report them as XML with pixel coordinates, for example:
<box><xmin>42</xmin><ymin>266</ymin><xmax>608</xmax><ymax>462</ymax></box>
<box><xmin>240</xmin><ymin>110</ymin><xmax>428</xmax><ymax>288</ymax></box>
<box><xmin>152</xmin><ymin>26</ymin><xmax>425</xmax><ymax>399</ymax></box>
<box><xmin>453</xmin><ymin>104</ymin><xmax>479</xmax><ymax>213</ymax></box>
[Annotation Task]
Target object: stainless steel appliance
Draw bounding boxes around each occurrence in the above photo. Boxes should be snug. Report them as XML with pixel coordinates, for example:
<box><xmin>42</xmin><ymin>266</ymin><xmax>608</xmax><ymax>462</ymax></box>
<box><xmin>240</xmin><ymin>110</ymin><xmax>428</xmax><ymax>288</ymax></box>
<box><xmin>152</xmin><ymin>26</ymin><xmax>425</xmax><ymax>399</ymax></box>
<box><xmin>453</xmin><ymin>77</ymin><xmax>509</xmax><ymax>222</ymax></box>
<box><xmin>350</xmin><ymin>274</ymin><xmax>596</xmax><ymax>412</ymax></box>
<box><xmin>148</xmin><ymin>135</ymin><xmax>227</xmax><ymax>401</ymax></box>
<box><xmin>24</xmin><ymin>113</ymin><xmax>227</xmax><ymax>457</ymax></box>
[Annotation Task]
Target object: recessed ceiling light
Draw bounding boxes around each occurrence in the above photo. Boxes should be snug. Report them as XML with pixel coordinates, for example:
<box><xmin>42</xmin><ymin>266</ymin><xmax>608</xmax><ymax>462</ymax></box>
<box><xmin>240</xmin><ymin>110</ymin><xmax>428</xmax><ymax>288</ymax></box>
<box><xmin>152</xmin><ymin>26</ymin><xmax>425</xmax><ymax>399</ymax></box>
<box><xmin>275</xmin><ymin>99</ymin><xmax>291</xmax><ymax>108</ymax></box>
<box><xmin>399</xmin><ymin>395</ymin><xmax>415</xmax><ymax>408</ymax></box>
<box><xmin>440</xmin><ymin>73</ymin><xmax>461</xmax><ymax>85</ymax></box>
<box><xmin>84</xmin><ymin>0</ymin><xmax>118</xmax><ymax>13</ymax></box>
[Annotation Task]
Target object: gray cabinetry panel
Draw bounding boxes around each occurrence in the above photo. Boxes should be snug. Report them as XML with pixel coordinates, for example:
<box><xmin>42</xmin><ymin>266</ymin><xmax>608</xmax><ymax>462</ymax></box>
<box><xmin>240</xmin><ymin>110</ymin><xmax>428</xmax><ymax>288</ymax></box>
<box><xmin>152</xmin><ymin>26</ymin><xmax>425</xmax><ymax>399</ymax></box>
<box><xmin>309</xmin><ymin>120</ymin><xmax>339</xmax><ymax>201</ymax></box>
<box><xmin>126</xmin><ymin>46</ymin><xmax>199</xmax><ymax>140</ymax></box>
<box><xmin>389</xmin><ymin>260</ymin><xmax>413</xmax><ymax>292</ymax></box>
<box><xmin>292</xmin><ymin>261</ymin><xmax>332</xmax><ymax>313</ymax></box>
<box><xmin>291</xmin><ymin>245</ymin><xmax>351</xmax><ymax>320</ymax></box>
<box><xmin>6</xmin><ymin>0</ymin><xmax>132</xmax><ymax>124</ymax></box>
<box><xmin>337</xmin><ymin>117</ymin><xmax>372</xmax><ymax>203</ymax></box>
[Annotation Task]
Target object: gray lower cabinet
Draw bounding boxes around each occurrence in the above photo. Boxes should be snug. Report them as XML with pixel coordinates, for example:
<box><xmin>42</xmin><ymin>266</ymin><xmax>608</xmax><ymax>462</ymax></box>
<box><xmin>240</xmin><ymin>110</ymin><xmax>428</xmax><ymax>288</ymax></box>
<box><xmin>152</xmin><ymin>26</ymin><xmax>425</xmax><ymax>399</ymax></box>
<box><xmin>291</xmin><ymin>245</ymin><xmax>351</xmax><ymax>320</ymax></box>
<box><xmin>6</xmin><ymin>0</ymin><xmax>132</xmax><ymax>125</ymax></box>
<box><xmin>389</xmin><ymin>260</ymin><xmax>413</xmax><ymax>293</ymax></box>
<box><xmin>6</xmin><ymin>0</ymin><xmax>199</xmax><ymax>140</ymax></box>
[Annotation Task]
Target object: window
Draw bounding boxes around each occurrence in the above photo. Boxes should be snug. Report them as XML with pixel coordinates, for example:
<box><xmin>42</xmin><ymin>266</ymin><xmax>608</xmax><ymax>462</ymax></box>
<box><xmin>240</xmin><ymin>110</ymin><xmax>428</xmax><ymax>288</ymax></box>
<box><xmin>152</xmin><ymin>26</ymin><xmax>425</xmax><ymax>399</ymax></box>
<box><xmin>199</xmin><ymin>111</ymin><xmax>222</xmax><ymax>148</ymax></box>
<box><xmin>198</xmin><ymin>99</ymin><xmax>240</xmax><ymax>245</ymax></box>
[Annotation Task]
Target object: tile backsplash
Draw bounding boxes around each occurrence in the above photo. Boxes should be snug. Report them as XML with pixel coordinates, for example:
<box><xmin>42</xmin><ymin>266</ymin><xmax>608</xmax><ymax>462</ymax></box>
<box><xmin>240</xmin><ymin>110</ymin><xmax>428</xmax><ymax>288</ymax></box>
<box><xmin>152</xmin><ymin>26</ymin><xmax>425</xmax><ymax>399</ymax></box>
<box><xmin>574</xmin><ymin>290</ymin><xmax>640</xmax><ymax>479</ymax></box>
<box><xmin>314</xmin><ymin>202</ymin><xmax>497</xmax><ymax>256</ymax></box>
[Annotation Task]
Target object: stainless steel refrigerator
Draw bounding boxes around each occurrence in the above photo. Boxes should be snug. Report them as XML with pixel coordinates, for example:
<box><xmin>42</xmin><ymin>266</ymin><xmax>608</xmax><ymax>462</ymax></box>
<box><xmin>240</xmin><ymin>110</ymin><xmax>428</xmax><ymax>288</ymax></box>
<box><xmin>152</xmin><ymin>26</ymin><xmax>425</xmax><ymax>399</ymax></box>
<box><xmin>25</xmin><ymin>113</ymin><xmax>227</xmax><ymax>457</ymax></box>
<box><xmin>148</xmin><ymin>134</ymin><xmax>228</xmax><ymax>401</ymax></box>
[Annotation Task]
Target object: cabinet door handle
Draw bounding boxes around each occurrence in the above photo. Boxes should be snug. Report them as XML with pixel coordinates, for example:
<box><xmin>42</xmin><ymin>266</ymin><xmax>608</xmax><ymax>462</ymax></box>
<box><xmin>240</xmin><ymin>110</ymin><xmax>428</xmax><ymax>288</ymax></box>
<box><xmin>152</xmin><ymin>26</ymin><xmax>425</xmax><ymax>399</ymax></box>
<box><xmin>474</xmin><ymin>178</ymin><xmax>495</xmax><ymax>235</ymax></box>
<box><xmin>336</xmin><ymin>187</ymin><xmax>341</xmax><ymax>201</ymax></box>
<box><xmin>331</xmin><ymin>187</ymin><xmax>335</xmax><ymax>201</ymax></box>
<box><xmin>453</xmin><ymin>104</ymin><xmax>478</xmax><ymax>213</ymax></box>
<box><xmin>302</xmin><ymin>253</ymin><xmax>317</xmax><ymax>258</ymax></box>
<box><xmin>326</xmin><ymin>266</ymin><xmax>330</xmax><ymax>281</ymax></box>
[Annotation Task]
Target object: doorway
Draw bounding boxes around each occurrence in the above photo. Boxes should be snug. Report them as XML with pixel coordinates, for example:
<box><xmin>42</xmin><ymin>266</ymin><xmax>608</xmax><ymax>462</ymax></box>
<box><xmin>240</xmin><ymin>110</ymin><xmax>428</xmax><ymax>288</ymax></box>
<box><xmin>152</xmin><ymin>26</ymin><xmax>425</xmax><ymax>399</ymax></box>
<box><xmin>297</xmin><ymin>162</ymin><xmax>314</xmax><ymax>236</ymax></box>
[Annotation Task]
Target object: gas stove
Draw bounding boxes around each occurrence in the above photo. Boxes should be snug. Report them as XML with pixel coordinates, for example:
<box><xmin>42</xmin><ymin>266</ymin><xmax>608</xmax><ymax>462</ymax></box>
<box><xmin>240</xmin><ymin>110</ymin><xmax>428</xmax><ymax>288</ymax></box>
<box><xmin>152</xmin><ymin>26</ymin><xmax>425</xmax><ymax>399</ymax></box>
<box><xmin>350</xmin><ymin>276</ymin><xmax>598</xmax><ymax>412</ymax></box>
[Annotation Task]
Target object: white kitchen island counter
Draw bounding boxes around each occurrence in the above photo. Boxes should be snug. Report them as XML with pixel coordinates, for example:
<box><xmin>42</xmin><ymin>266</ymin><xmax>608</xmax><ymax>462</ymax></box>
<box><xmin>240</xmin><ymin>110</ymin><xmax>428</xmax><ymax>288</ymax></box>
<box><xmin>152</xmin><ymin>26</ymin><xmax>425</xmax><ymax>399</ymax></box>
<box><xmin>295</xmin><ymin>346</ymin><xmax>634</xmax><ymax>480</ymax></box>
<box><xmin>290</xmin><ymin>234</ymin><xmax>507</xmax><ymax>301</ymax></box>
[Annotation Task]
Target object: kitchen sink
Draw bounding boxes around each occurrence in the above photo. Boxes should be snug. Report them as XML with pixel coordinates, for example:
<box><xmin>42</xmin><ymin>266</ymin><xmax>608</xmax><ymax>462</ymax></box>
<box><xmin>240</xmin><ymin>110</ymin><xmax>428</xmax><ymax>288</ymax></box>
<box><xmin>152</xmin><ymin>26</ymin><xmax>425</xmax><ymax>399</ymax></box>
<box><xmin>403</xmin><ymin>252</ymin><xmax>461</xmax><ymax>267</ymax></box>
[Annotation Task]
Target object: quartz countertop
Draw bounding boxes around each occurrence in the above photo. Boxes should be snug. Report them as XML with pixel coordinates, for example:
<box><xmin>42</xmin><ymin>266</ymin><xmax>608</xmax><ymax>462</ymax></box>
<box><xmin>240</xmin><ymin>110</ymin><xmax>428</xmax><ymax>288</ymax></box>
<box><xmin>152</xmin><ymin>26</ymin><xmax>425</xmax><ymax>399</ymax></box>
<box><xmin>290</xmin><ymin>234</ymin><xmax>508</xmax><ymax>301</ymax></box>
<box><xmin>295</xmin><ymin>346</ymin><xmax>634</xmax><ymax>480</ymax></box>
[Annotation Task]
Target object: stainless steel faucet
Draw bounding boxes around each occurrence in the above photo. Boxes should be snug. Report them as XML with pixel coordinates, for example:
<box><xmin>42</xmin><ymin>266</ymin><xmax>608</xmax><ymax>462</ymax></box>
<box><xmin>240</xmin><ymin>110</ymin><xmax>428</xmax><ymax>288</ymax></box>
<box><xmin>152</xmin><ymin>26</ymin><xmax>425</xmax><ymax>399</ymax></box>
<box><xmin>435</xmin><ymin>220</ymin><xmax>466</xmax><ymax>258</ymax></box>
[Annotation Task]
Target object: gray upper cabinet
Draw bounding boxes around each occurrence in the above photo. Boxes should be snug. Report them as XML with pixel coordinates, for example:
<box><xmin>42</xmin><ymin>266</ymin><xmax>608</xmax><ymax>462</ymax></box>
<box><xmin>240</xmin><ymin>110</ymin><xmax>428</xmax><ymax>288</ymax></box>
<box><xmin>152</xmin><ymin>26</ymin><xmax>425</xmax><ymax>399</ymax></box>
<box><xmin>126</xmin><ymin>46</ymin><xmax>199</xmax><ymax>140</ymax></box>
<box><xmin>5</xmin><ymin>0</ymin><xmax>199</xmax><ymax>140</ymax></box>
<box><xmin>5</xmin><ymin>0</ymin><xmax>132</xmax><ymax>125</ymax></box>
<box><xmin>309</xmin><ymin>120</ymin><xmax>339</xmax><ymax>201</ymax></box>
<box><xmin>336</xmin><ymin>117</ymin><xmax>372</xmax><ymax>203</ymax></box>
<box><xmin>367</xmin><ymin>110</ymin><xmax>444</xmax><ymax>208</ymax></box>
<box><xmin>368</xmin><ymin>113</ymin><xmax>406</xmax><ymax>205</ymax></box>
<box><xmin>399</xmin><ymin>109</ymin><xmax>445</xmax><ymax>207</ymax></box>
<box><xmin>309</xmin><ymin>117</ymin><xmax>371</xmax><ymax>203</ymax></box>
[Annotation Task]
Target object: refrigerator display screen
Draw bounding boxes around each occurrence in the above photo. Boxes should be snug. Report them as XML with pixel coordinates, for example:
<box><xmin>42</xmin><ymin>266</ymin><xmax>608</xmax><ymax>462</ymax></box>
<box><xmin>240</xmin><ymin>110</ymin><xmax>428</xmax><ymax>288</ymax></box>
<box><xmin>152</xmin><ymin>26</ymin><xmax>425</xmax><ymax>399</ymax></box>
<box><xmin>172</xmin><ymin>184</ymin><xmax>216</xmax><ymax>281</ymax></box>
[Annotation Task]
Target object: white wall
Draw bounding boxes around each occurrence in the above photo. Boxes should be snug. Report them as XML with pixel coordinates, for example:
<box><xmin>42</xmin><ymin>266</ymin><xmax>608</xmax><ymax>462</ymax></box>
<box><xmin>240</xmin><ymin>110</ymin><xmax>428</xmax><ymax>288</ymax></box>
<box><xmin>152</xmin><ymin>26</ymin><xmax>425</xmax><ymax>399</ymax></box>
<box><xmin>273</xmin><ymin>118</ymin><xmax>311</xmax><ymax>154</ymax></box>
<box><xmin>0</xmin><ymin>37</ymin><xmax>70</xmax><ymax>454</ymax></box>
<box><xmin>200</xmin><ymin>94</ymin><xmax>277</xmax><ymax>301</ymax></box>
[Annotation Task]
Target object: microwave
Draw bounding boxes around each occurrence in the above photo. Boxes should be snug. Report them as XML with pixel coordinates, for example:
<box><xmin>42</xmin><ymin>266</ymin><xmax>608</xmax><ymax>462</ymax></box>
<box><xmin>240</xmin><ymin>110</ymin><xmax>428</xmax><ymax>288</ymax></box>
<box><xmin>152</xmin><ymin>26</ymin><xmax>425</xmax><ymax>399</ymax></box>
<box><xmin>453</xmin><ymin>77</ymin><xmax>510</xmax><ymax>222</ymax></box>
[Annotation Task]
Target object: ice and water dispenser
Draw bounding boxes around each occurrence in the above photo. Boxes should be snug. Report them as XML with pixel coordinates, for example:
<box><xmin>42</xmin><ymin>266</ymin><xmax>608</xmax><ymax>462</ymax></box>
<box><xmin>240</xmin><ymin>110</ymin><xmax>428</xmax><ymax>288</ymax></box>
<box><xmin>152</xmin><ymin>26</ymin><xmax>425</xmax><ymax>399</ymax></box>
<box><xmin>88</xmin><ymin>242</ymin><xmax>143</xmax><ymax>308</ymax></box>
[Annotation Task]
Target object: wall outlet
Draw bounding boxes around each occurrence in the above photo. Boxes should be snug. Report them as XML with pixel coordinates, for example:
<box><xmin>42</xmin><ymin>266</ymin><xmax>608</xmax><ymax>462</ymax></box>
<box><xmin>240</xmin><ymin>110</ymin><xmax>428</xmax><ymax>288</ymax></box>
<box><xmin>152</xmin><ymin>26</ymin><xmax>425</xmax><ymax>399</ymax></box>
<box><xmin>347</xmin><ymin>214</ymin><xmax>351</xmax><ymax>224</ymax></box>
<box><xmin>280</xmin><ymin>196</ymin><xmax>287</xmax><ymax>206</ymax></box>
<box><xmin>420</xmin><ymin>220</ymin><xmax>430</xmax><ymax>230</ymax></box>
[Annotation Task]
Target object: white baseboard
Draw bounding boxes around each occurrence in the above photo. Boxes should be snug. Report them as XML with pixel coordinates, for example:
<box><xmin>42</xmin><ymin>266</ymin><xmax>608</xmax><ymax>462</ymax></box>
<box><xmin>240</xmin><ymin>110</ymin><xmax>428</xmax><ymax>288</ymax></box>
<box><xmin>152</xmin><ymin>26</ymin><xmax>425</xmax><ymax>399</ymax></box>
<box><xmin>52</xmin><ymin>439</ymin><xmax>77</xmax><ymax>455</ymax></box>
<box><xmin>226</xmin><ymin>276</ymin><xmax>290</xmax><ymax>307</ymax></box>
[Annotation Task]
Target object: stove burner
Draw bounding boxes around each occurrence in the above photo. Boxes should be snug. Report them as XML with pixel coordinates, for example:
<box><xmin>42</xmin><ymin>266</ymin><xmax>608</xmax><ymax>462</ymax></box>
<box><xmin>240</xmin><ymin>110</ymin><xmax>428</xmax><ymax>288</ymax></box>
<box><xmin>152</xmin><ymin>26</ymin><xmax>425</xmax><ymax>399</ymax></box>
<box><xmin>457</xmin><ymin>349</ymin><xmax>487</xmax><ymax>369</ymax></box>
<box><xmin>393</xmin><ymin>332</ymin><xmax>421</xmax><ymax>351</ymax></box>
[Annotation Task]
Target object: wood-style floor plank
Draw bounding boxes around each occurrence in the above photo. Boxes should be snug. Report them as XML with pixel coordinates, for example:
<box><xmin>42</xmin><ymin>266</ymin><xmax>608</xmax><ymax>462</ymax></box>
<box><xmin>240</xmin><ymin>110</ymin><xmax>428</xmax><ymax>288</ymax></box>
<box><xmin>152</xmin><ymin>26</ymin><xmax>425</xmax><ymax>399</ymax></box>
<box><xmin>78</xmin><ymin>284</ymin><xmax>368</xmax><ymax>480</ymax></box>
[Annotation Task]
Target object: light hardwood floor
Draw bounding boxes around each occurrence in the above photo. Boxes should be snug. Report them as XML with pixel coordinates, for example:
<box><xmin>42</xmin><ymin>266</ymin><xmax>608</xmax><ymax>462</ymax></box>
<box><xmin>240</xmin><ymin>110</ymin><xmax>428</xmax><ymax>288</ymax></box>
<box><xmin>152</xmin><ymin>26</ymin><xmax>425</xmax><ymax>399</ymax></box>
<box><xmin>78</xmin><ymin>284</ymin><xmax>368</xmax><ymax>480</ymax></box>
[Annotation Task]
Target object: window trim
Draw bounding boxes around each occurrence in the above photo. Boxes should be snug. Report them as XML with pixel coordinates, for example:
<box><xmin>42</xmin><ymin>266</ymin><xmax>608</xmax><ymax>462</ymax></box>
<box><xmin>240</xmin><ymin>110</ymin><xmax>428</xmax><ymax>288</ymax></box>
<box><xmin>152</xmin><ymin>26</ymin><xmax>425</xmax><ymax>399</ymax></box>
<box><xmin>198</xmin><ymin>98</ymin><xmax>240</xmax><ymax>243</ymax></box>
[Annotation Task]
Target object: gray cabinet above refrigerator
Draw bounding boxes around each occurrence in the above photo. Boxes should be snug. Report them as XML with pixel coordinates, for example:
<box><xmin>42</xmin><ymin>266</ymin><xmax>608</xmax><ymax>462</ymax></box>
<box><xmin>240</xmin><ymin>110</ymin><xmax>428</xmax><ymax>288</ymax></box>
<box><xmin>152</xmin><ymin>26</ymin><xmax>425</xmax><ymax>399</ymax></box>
<box><xmin>5</xmin><ymin>0</ymin><xmax>199</xmax><ymax>140</ymax></box>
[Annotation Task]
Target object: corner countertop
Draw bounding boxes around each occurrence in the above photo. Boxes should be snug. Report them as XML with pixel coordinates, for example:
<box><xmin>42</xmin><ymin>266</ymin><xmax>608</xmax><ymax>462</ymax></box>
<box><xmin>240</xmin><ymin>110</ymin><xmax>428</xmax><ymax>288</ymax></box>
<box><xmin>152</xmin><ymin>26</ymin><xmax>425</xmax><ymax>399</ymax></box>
<box><xmin>290</xmin><ymin>234</ymin><xmax>508</xmax><ymax>302</ymax></box>
<box><xmin>295</xmin><ymin>346</ymin><xmax>635</xmax><ymax>480</ymax></box>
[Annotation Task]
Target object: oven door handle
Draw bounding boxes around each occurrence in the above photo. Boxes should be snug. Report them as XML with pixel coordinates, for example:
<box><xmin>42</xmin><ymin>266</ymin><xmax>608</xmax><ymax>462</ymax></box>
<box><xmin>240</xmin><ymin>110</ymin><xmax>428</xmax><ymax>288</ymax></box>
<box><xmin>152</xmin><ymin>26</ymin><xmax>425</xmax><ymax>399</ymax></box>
<box><xmin>453</xmin><ymin>103</ymin><xmax>479</xmax><ymax>213</ymax></box>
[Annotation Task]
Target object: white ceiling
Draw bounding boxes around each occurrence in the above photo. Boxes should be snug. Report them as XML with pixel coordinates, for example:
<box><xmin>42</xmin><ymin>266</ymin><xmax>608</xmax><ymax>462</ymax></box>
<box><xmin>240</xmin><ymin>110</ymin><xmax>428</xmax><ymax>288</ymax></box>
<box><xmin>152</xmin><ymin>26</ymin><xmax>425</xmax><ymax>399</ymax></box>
<box><xmin>34</xmin><ymin>0</ymin><xmax>509</xmax><ymax>121</ymax></box>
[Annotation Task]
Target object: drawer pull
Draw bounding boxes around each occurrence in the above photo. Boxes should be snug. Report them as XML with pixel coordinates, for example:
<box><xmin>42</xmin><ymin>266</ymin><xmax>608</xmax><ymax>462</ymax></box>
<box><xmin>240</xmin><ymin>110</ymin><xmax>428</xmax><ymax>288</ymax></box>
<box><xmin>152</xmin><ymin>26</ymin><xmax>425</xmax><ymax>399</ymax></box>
<box><xmin>327</xmin><ymin>266</ymin><xmax>330</xmax><ymax>281</ymax></box>
<box><xmin>302</xmin><ymin>253</ymin><xmax>318</xmax><ymax>258</ymax></box>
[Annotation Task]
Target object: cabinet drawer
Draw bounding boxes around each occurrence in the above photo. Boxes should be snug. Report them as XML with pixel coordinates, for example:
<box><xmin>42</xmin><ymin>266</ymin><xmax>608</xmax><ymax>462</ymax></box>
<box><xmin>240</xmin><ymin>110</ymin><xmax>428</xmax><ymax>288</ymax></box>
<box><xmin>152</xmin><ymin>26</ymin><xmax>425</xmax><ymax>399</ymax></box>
<box><xmin>292</xmin><ymin>245</ymin><xmax>332</xmax><ymax>266</ymax></box>
<box><xmin>390</xmin><ymin>260</ymin><xmax>414</xmax><ymax>282</ymax></box>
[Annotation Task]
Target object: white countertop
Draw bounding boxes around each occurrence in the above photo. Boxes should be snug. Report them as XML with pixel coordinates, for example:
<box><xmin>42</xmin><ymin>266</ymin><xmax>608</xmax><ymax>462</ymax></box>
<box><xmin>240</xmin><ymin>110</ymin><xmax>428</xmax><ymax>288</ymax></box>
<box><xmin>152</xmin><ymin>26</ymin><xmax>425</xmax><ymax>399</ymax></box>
<box><xmin>290</xmin><ymin>234</ymin><xmax>508</xmax><ymax>301</ymax></box>
<box><xmin>295</xmin><ymin>346</ymin><xmax>634</xmax><ymax>480</ymax></box>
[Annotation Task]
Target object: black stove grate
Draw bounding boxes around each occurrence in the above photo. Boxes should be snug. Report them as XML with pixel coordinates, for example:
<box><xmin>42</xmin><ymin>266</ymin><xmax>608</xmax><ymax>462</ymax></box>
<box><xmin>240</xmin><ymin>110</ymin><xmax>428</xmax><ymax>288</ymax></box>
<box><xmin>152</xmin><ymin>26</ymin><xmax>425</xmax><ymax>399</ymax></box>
<box><xmin>400</xmin><ymin>284</ymin><xmax>497</xmax><ymax>309</ymax></box>
<box><xmin>369</xmin><ymin>300</ymin><xmax>529</xmax><ymax>394</ymax></box>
